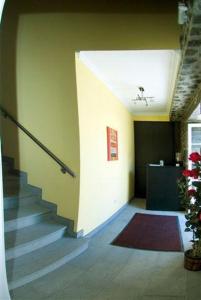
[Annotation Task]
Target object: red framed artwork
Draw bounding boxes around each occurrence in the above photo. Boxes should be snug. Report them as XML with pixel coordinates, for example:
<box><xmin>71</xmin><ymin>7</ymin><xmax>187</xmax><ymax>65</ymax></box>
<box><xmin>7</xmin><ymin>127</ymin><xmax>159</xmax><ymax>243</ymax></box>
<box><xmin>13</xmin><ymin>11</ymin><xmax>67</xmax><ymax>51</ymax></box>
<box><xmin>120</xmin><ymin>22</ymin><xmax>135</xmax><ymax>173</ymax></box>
<box><xmin>107</xmin><ymin>127</ymin><xmax>118</xmax><ymax>161</ymax></box>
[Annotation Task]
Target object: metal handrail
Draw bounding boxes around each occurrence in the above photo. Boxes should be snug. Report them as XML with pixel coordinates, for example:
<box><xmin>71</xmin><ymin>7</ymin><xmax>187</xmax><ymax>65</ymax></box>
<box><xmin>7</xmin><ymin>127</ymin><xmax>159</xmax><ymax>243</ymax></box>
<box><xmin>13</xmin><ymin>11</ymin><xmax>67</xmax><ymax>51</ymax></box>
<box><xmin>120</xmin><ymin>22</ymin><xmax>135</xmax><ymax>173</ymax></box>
<box><xmin>0</xmin><ymin>106</ymin><xmax>76</xmax><ymax>177</ymax></box>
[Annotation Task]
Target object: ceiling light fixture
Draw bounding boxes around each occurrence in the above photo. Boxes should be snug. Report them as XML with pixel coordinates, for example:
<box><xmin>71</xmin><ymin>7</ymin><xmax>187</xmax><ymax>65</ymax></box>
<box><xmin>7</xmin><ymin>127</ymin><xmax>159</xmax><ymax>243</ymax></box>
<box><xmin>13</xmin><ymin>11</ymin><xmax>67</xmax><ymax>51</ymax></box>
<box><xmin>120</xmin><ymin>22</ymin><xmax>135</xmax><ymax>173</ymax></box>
<box><xmin>132</xmin><ymin>87</ymin><xmax>154</xmax><ymax>107</ymax></box>
<box><xmin>178</xmin><ymin>2</ymin><xmax>188</xmax><ymax>25</ymax></box>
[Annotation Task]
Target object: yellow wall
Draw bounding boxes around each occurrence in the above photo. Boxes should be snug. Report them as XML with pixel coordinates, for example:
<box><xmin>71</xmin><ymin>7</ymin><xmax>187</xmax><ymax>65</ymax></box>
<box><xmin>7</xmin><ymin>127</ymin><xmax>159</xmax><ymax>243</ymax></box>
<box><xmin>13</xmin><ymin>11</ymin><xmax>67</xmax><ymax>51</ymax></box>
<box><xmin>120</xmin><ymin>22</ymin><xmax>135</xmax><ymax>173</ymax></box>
<box><xmin>133</xmin><ymin>115</ymin><xmax>170</xmax><ymax>121</ymax></box>
<box><xmin>1</xmin><ymin>2</ymin><xmax>179</xmax><ymax>232</ymax></box>
<box><xmin>1</xmin><ymin>14</ymin><xmax>81</xmax><ymax>226</ymax></box>
<box><xmin>76</xmin><ymin>55</ymin><xmax>134</xmax><ymax>234</ymax></box>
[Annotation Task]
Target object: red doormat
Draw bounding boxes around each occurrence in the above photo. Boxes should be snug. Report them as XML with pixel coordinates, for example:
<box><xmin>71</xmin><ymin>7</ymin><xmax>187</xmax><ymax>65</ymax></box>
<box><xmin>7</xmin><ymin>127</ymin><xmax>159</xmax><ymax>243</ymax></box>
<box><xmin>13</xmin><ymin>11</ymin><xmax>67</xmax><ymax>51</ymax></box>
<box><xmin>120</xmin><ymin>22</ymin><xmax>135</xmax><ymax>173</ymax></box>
<box><xmin>112</xmin><ymin>213</ymin><xmax>183</xmax><ymax>252</ymax></box>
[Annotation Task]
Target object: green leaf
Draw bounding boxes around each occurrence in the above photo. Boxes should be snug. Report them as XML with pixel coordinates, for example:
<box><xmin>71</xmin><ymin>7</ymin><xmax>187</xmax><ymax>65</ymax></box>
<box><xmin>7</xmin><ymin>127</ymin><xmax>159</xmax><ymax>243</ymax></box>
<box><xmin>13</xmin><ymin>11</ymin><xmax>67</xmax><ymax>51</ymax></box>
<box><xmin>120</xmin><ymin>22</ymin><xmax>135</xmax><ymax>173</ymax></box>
<box><xmin>185</xmin><ymin>221</ymin><xmax>191</xmax><ymax>227</ymax></box>
<box><xmin>185</xmin><ymin>228</ymin><xmax>191</xmax><ymax>232</ymax></box>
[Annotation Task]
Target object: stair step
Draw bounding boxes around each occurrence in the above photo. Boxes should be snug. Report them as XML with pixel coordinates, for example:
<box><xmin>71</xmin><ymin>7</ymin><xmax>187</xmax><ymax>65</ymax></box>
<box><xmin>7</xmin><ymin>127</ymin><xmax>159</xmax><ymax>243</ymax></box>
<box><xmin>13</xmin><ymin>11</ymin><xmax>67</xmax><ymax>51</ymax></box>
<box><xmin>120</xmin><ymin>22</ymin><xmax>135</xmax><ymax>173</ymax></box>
<box><xmin>3</xmin><ymin>184</ymin><xmax>41</xmax><ymax>197</ymax></box>
<box><xmin>5</xmin><ymin>220</ymin><xmax>67</xmax><ymax>260</ymax></box>
<box><xmin>9</xmin><ymin>169</ymin><xmax>27</xmax><ymax>178</ymax></box>
<box><xmin>2</xmin><ymin>155</ymin><xmax>85</xmax><ymax>292</ymax></box>
<box><xmin>2</xmin><ymin>163</ymin><xmax>13</xmax><ymax>175</ymax></box>
<box><xmin>7</xmin><ymin>237</ymin><xmax>89</xmax><ymax>290</ymax></box>
<box><xmin>2</xmin><ymin>156</ymin><xmax>14</xmax><ymax>174</ymax></box>
<box><xmin>3</xmin><ymin>194</ymin><xmax>41</xmax><ymax>210</ymax></box>
<box><xmin>2</xmin><ymin>156</ymin><xmax>14</xmax><ymax>165</ymax></box>
<box><xmin>3</xmin><ymin>185</ymin><xmax>42</xmax><ymax>210</ymax></box>
<box><xmin>3</xmin><ymin>173</ymin><xmax>28</xmax><ymax>188</ymax></box>
<box><xmin>4</xmin><ymin>204</ymin><xmax>52</xmax><ymax>232</ymax></box>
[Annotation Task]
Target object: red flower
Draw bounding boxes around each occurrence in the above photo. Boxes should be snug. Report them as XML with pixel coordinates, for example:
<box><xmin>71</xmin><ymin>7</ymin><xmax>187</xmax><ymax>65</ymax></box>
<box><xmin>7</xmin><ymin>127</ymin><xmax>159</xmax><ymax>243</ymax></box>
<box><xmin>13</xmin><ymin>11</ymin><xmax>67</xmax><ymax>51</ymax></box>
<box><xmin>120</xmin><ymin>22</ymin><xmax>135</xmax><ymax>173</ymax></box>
<box><xmin>198</xmin><ymin>212</ymin><xmax>201</xmax><ymax>222</ymax></box>
<box><xmin>182</xmin><ymin>169</ymin><xmax>192</xmax><ymax>177</ymax></box>
<box><xmin>189</xmin><ymin>152</ymin><xmax>201</xmax><ymax>163</ymax></box>
<box><xmin>188</xmin><ymin>189</ymin><xmax>196</xmax><ymax>197</ymax></box>
<box><xmin>182</xmin><ymin>169</ymin><xmax>200</xmax><ymax>179</ymax></box>
<box><xmin>191</xmin><ymin>169</ymin><xmax>199</xmax><ymax>179</ymax></box>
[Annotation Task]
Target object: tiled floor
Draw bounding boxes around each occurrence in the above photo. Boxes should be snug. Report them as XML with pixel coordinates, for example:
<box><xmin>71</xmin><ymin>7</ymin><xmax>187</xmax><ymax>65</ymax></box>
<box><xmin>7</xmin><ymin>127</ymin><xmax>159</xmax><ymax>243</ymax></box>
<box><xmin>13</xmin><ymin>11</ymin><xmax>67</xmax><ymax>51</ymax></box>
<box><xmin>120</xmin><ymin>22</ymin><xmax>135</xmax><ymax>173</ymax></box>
<box><xmin>10</xmin><ymin>199</ymin><xmax>201</xmax><ymax>300</ymax></box>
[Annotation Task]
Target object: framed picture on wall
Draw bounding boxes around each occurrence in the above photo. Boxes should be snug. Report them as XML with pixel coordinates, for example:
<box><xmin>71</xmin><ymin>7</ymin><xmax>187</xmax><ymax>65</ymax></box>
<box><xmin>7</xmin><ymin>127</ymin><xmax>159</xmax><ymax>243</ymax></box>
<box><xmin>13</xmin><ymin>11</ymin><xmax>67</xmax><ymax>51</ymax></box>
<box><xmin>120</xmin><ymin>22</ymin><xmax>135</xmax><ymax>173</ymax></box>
<box><xmin>107</xmin><ymin>127</ymin><xmax>118</xmax><ymax>161</ymax></box>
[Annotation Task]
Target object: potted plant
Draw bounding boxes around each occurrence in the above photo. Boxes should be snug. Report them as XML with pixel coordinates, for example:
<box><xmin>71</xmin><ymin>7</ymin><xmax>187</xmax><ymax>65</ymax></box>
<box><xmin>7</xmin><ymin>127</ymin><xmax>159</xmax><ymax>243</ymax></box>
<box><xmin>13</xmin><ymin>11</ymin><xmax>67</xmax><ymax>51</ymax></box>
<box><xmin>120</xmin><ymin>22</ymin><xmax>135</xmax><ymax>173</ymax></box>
<box><xmin>178</xmin><ymin>152</ymin><xmax>201</xmax><ymax>271</ymax></box>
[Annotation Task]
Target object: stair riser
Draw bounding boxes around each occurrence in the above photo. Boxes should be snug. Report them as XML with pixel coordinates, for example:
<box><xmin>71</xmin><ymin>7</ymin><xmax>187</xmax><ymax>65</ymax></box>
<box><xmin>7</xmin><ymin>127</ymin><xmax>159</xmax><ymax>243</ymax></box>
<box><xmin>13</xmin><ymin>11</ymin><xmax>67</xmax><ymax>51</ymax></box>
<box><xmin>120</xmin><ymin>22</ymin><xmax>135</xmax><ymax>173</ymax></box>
<box><xmin>3</xmin><ymin>186</ymin><xmax>42</xmax><ymax>206</ymax></box>
<box><xmin>3</xmin><ymin>165</ymin><xmax>13</xmax><ymax>175</ymax></box>
<box><xmin>4</xmin><ymin>185</ymin><xmax>42</xmax><ymax>196</ymax></box>
<box><xmin>2</xmin><ymin>163</ymin><xmax>14</xmax><ymax>175</ymax></box>
<box><xmin>8</xmin><ymin>170</ymin><xmax>27</xmax><ymax>179</ymax></box>
<box><xmin>6</xmin><ymin>228</ymin><xmax>66</xmax><ymax>261</ymax></box>
<box><xmin>4</xmin><ymin>212</ymin><xmax>52</xmax><ymax>233</ymax></box>
<box><xmin>4</xmin><ymin>179</ymin><xmax>27</xmax><ymax>188</ymax></box>
<box><xmin>3</xmin><ymin>184</ymin><xmax>35</xmax><ymax>197</ymax></box>
<box><xmin>2</xmin><ymin>156</ymin><xmax>14</xmax><ymax>166</ymax></box>
<box><xmin>3</xmin><ymin>184</ymin><xmax>28</xmax><ymax>194</ymax></box>
<box><xmin>3</xmin><ymin>175</ymin><xmax>28</xmax><ymax>188</ymax></box>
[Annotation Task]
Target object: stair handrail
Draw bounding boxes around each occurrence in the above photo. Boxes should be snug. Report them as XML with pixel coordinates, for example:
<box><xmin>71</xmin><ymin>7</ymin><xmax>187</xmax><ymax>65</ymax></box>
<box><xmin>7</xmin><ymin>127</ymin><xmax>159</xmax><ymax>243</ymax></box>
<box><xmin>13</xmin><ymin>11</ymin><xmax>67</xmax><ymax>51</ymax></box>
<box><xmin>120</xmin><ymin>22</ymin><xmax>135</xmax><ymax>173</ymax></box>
<box><xmin>0</xmin><ymin>106</ymin><xmax>76</xmax><ymax>177</ymax></box>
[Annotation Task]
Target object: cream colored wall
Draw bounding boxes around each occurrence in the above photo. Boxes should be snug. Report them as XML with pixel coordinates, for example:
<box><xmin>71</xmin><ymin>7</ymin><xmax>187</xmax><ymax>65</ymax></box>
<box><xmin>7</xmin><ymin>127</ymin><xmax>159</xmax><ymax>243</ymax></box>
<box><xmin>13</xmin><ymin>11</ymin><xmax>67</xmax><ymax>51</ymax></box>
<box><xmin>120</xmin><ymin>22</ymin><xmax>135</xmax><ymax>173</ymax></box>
<box><xmin>1</xmin><ymin>6</ymin><xmax>179</xmax><ymax>232</ymax></box>
<box><xmin>133</xmin><ymin>115</ymin><xmax>170</xmax><ymax>121</ymax></box>
<box><xmin>76</xmin><ymin>55</ymin><xmax>134</xmax><ymax>234</ymax></box>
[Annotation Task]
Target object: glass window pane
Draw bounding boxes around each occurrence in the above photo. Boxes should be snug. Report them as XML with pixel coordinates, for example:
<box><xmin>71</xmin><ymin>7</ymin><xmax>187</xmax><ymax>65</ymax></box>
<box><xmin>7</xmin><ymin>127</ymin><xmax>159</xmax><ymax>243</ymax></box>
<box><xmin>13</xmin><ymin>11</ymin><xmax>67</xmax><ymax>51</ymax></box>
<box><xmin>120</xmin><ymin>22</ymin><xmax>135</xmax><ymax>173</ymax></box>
<box><xmin>192</xmin><ymin>145</ymin><xmax>201</xmax><ymax>153</ymax></box>
<box><xmin>192</xmin><ymin>128</ymin><xmax>201</xmax><ymax>143</ymax></box>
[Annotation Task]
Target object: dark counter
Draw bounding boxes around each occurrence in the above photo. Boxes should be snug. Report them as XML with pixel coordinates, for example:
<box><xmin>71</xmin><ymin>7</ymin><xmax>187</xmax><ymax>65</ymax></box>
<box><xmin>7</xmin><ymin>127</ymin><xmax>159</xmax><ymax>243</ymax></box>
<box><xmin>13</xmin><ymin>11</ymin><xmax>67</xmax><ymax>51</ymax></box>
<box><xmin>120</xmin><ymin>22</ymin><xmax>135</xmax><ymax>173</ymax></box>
<box><xmin>146</xmin><ymin>164</ymin><xmax>183</xmax><ymax>211</ymax></box>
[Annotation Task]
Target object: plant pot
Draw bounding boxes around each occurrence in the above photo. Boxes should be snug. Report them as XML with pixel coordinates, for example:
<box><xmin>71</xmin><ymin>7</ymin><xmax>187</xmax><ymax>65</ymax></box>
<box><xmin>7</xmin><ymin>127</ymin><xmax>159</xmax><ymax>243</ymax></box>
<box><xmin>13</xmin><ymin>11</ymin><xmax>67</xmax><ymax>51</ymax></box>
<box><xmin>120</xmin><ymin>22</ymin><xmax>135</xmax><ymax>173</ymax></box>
<box><xmin>184</xmin><ymin>250</ymin><xmax>201</xmax><ymax>271</ymax></box>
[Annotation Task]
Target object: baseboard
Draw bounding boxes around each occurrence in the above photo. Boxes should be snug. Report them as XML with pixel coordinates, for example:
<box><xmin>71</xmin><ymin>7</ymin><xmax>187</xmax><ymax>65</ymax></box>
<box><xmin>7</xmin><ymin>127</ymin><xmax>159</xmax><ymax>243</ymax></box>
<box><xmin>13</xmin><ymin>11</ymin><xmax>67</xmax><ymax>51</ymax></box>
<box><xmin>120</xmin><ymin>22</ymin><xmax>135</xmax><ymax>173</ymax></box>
<box><xmin>129</xmin><ymin>194</ymin><xmax>135</xmax><ymax>202</ymax></box>
<box><xmin>85</xmin><ymin>203</ymin><xmax>128</xmax><ymax>238</ymax></box>
<box><xmin>38</xmin><ymin>198</ymin><xmax>83</xmax><ymax>237</ymax></box>
<box><xmin>53</xmin><ymin>215</ymin><xmax>84</xmax><ymax>238</ymax></box>
<box><xmin>40</xmin><ymin>199</ymin><xmax>132</xmax><ymax>239</ymax></box>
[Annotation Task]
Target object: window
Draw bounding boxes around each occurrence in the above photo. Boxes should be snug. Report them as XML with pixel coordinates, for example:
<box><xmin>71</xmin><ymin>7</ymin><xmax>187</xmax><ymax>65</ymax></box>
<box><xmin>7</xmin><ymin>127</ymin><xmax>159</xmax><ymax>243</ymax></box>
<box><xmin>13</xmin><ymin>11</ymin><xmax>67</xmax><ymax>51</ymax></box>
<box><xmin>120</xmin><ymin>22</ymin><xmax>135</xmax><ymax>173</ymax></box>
<box><xmin>188</xmin><ymin>123</ymin><xmax>201</xmax><ymax>169</ymax></box>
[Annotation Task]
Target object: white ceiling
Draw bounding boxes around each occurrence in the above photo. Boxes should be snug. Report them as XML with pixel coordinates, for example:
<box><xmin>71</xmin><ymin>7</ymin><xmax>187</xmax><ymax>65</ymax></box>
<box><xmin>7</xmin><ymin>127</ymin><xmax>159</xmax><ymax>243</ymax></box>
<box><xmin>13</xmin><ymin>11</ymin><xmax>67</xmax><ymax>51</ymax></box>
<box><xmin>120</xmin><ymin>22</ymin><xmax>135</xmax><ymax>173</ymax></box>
<box><xmin>79</xmin><ymin>50</ymin><xmax>181</xmax><ymax>116</ymax></box>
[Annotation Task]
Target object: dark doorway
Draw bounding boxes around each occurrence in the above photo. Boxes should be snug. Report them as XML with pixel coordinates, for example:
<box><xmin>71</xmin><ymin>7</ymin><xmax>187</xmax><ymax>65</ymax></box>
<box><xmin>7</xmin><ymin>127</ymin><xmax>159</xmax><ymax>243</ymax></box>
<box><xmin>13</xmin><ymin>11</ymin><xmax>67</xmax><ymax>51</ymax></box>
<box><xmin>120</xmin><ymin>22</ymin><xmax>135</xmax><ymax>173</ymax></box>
<box><xmin>134</xmin><ymin>121</ymin><xmax>175</xmax><ymax>198</ymax></box>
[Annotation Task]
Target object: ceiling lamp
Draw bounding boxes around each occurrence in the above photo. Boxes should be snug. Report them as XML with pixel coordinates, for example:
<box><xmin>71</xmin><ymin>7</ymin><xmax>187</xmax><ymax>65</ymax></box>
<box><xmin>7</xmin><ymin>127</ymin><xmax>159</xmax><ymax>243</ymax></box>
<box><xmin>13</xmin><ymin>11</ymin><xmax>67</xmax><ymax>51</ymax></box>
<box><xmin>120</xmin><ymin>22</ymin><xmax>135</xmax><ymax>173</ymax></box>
<box><xmin>178</xmin><ymin>2</ymin><xmax>188</xmax><ymax>25</ymax></box>
<box><xmin>132</xmin><ymin>87</ymin><xmax>154</xmax><ymax>107</ymax></box>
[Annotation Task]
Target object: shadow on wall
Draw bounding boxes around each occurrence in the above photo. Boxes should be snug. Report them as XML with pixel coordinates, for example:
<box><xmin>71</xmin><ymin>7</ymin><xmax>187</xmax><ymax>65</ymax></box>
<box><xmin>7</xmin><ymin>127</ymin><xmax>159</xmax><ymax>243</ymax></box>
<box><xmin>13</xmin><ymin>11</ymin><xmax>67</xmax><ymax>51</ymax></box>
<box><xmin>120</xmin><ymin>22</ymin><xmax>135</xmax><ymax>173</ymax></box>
<box><xmin>1</xmin><ymin>0</ymin><xmax>19</xmax><ymax>167</ymax></box>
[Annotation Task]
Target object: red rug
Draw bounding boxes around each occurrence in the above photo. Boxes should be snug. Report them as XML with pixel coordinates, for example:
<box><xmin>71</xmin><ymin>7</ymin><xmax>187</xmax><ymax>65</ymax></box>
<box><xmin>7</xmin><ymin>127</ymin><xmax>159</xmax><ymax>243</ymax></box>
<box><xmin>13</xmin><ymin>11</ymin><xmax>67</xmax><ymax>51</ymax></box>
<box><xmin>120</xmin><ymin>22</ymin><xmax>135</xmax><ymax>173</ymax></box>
<box><xmin>112</xmin><ymin>213</ymin><xmax>183</xmax><ymax>252</ymax></box>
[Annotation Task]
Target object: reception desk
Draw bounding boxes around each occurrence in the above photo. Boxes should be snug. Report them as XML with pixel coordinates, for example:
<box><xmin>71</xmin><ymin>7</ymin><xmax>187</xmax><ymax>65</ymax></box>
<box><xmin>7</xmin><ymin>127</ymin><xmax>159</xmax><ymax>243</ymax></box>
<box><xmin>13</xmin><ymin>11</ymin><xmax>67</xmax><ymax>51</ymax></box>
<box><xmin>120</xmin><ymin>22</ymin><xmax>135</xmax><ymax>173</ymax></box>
<box><xmin>146</xmin><ymin>164</ymin><xmax>183</xmax><ymax>211</ymax></box>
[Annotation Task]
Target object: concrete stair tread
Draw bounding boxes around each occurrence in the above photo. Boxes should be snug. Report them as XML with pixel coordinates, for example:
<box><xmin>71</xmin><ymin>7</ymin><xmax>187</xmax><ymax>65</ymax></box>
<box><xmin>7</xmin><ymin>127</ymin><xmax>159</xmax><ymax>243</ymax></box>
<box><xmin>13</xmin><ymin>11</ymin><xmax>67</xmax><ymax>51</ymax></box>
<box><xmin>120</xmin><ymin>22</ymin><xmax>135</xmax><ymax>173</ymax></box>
<box><xmin>5</xmin><ymin>219</ymin><xmax>66</xmax><ymax>250</ymax></box>
<box><xmin>4</xmin><ymin>203</ymin><xmax>50</xmax><ymax>222</ymax></box>
<box><xmin>7</xmin><ymin>237</ymin><xmax>89</xmax><ymax>290</ymax></box>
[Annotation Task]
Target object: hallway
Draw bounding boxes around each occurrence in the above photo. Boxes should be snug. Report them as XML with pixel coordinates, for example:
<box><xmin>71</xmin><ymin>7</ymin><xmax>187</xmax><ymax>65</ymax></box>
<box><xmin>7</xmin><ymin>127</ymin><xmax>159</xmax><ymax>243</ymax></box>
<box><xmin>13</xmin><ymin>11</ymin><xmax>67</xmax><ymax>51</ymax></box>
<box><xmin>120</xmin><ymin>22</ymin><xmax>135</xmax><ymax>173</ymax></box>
<box><xmin>10</xmin><ymin>199</ymin><xmax>201</xmax><ymax>300</ymax></box>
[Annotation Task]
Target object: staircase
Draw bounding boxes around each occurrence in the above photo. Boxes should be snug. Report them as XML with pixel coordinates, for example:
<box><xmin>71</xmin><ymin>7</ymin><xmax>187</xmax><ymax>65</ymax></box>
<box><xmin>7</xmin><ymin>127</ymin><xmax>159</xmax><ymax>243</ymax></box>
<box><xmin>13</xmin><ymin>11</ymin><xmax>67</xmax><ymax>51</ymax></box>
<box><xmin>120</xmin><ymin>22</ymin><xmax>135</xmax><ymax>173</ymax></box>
<box><xmin>2</xmin><ymin>156</ymin><xmax>88</xmax><ymax>291</ymax></box>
